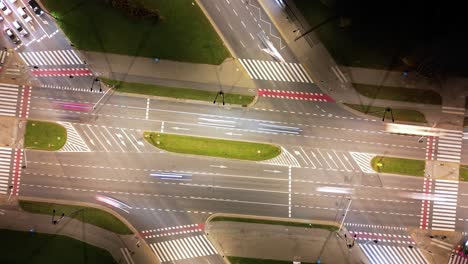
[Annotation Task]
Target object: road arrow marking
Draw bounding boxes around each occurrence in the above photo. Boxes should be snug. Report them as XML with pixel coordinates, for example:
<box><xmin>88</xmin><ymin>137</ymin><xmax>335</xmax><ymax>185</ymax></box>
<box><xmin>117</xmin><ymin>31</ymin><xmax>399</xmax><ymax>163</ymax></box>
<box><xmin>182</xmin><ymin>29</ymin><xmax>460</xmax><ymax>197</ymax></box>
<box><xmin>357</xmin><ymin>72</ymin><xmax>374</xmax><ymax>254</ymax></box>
<box><xmin>264</xmin><ymin>169</ymin><xmax>281</xmax><ymax>173</ymax></box>
<box><xmin>210</xmin><ymin>165</ymin><xmax>227</xmax><ymax>169</ymax></box>
<box><xmin>171</xmin><ymin>127</ymin><xmax>190</xmax><ymax>131</ymax></box>
<box><xmin>225</xmin><ymin>132</ymin><xmax>243</xmax><ymax>136</ymax></box>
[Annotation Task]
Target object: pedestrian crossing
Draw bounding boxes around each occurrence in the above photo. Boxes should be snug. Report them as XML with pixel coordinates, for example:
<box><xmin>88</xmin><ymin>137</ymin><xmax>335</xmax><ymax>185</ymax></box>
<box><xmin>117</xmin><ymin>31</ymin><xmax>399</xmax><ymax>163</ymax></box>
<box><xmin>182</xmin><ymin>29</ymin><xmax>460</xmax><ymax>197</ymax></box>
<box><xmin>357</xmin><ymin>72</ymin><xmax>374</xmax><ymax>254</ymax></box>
<box><xmin>0</xmin><ymin>147</ymin><xmax>12</xmax><ymax>194</ymax></box>
<box><xmin>431</xmin><ymin>179</ymin><xmax>458</xmax><ymax>231</ymax></box>
<box><xmin>149</xmin><ymin>235</ymin><xmax>218</xmax><ymax>262</ymax></box>
<box><xmin>261</xmin><ymin>147</ymin><xmax>300</xmax><ymax>167</ymax></box>
<box><xmin>239</xmin><ymin>59</ymin><xmax>313</xmax><ymax>83</ymax></box>
<box><xmin>0</xmin><ymin>83</ymin><xmax>19</xmax><ymax>117</ymax></box>
<box><xmin>57</xmin><ymin>122</ymin><xmax>91</xmax><ymax>152</ymax></box>
<box><xmin>449</xmin><ymin>254</ymin><xmax>468</xmax><ymax>264</ymax></box>
<box><xmin>257</xmin><ymin>89</ymin><xmax>334</xmax><ymax>102</ymax></box>
<box><xmin>436</xmin><ymin>130</ymin><xmax>463</xmax><ymax>163</ymax></box>
<box><xmin>359</xmin><ymin>244</ymin><xmax>427</xmax><ymax>264</ymax></box>
<box><xmin>349</xmin><ymin>152</ymin><xmax>376</xmax><ymax>173</ymax></box>
<box><xmin>18</xmin><ymin>50</ymin><xmax>84</xmax><ymax>66</ymax></box>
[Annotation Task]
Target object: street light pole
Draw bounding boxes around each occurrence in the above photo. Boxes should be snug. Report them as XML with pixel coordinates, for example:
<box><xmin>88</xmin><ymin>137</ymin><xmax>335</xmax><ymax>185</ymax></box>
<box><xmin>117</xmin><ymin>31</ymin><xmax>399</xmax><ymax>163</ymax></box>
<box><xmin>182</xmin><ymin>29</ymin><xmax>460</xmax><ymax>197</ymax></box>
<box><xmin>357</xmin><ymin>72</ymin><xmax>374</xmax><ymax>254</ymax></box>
<box><xmin>339</xmin><ymin>198</ymin><xmax>352</xmax><ymax>233</ymax></box>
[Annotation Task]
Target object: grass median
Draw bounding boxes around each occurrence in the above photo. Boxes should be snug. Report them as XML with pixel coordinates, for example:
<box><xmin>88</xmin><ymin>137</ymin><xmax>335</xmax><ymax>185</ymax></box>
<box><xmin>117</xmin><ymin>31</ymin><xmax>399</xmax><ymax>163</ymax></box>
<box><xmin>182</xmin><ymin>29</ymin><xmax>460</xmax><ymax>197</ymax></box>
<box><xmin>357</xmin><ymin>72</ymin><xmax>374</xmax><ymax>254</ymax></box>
<box><xmin>19</xmin><ymin>200</ymin><xmax>133</xmax><ymax>235</ymax></box>
<box><xmin>101</xmin><ymin>78</ymin><xmax>254</xmax><ymax>106</ymax></box>
<box><xmin>24</xmin><ymin>120</ymin><xmax>67</xmax><ymax>151</ymax></box>
<box><xmin>371</xmin><ymin>156</ymin><xmax>425</xmax><ymax>176</ymax></box>
<box><xmin>42</xmin><ymin>0</ymin><xmax>229</xmax><ymax>64</ymax></box>
<box><xmin>344</xmin><ymin>103</ymin><xmax>427</xmax><ymax>123</ymax></box>
<box><xmin>0</xmin><ymin>229</ymin><xmax>116</xmax><ymax>264</ymax></box>
<box><xmin>353</xmin><ymin>83</ymin><xmax>442</xmax><ymax>105</ymax></box>
<box><xmin>460</xmin><ymin>165</ymin><xmax>468</xmax><ymax>181</ymax></box>
<box><xmin>228</xmin><ymin>256</ymin><xmax>315</xmax><ymax>264</ymax></box>
<box><xmin>211</xmin><ymin>216</ymin><xmax>338</xmax><ymax>232</ymax></box>
<box><xmin>144</xmin><ymin>132</ymin><xmax>280</xmax><ymax>161</ymax></box>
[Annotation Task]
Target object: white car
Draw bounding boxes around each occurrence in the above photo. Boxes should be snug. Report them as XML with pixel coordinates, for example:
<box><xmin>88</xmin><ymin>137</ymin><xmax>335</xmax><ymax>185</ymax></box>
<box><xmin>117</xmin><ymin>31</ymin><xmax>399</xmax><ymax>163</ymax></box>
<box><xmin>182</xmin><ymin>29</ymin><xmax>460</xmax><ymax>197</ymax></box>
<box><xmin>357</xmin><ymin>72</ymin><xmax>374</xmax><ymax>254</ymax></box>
<box><xmin>12</xmin><ymin>20</ymin><xmax>27</xmax><ymax>36</ymax></box>
<box><xmin>0</xmin><ymin>2</ymin><xmax>11</xmax><ymax>15</ymax></box>
<box><xmin>17</xmin><ymin>6</ymin><xmax>32</xmax><ymax>23</ymax></box>
<box><xmin>8</xmin><ymin>0</ymin><xmax>16</xmax><ymax>3</ymax></box>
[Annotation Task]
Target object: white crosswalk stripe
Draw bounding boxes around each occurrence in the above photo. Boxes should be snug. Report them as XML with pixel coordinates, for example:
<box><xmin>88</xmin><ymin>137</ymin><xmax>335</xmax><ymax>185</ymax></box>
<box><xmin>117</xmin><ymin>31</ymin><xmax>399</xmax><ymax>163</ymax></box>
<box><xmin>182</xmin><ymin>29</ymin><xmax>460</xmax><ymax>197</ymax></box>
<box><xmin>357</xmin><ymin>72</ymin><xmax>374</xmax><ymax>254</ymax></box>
<box><xmin>0</xmin><ymin>49</ymin><xmax>8</xmax><ymax>65</ymax></box>
<box><xmin>349</xmin><ymin>152</ymin><xmax>376</xmax><ymax>173</ymax></box>
<box><xmin>449</xmin><ymin>254</ymin><xmax>468</xmax><ymax>264</ymax></box>
<box><xmin>261</xmin><ymin>147</ymin><xmax>300</xmax><ymax>167</ymax></box>
<box><xmin>0</xmin><ymin>147</ymin><xmax>12</xmax><ymax>194</ymax></box>
<box><xmin>150</xmin><ymin>235</ymin><xmax>217</xmax><ymax>262</ymax></box>
<box><xmin>239</xmin><ymin>59</ymin><xmax>313</xmax><ymax>83</ymax></box>
<box><xmin>57</xmin><ymin>122</ymin><xmax>91</xmax><ymax>152</ymax></box>
<box><xmin>0</xmin><ymin>83</ymin><xmax>19</xmax><ymax>117</ymax></box>
<box><xmin>431</xmin><ymin>179</ymin><xmax>458</xmax><ymax>231</ymax></box>
<box><xmin>359</xmin><ymin>244</ymin><xmax>427</xmax><ymax>264</ymax></box>
<box><xmin>19</xmin><ymin>50</ymin><xmax>84</xmax><ymax>66</ymax></box>
<box><xmin>436</xmin><ymin>130</ymin><xmax>463</xmax><ymax>163</ymax></box>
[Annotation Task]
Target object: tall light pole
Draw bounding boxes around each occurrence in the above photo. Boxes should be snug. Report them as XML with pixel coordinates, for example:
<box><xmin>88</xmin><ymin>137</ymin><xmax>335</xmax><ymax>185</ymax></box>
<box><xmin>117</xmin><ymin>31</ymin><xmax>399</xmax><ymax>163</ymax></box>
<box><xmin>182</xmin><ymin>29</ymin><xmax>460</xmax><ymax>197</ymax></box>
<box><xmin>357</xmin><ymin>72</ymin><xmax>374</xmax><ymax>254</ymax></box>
<box><xmin>339</xmin><ymin>198</ymin><xmax>352</xmax><ymax>233</ymax></box>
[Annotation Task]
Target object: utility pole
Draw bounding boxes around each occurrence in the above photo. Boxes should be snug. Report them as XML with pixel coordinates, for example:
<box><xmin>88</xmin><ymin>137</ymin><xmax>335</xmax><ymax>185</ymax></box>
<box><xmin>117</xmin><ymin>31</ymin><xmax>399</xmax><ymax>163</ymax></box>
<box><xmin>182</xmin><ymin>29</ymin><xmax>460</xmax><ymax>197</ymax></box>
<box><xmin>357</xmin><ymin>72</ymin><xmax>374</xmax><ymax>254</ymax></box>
<box><xmin>213</xmin><ymin>91</ymin><xmax>225</xmax><ymax>105</ymax></box>
<box><xmin>339</xmin><ymin>198</ymin><xmax>352</xmax><ymax>233</ymax></box>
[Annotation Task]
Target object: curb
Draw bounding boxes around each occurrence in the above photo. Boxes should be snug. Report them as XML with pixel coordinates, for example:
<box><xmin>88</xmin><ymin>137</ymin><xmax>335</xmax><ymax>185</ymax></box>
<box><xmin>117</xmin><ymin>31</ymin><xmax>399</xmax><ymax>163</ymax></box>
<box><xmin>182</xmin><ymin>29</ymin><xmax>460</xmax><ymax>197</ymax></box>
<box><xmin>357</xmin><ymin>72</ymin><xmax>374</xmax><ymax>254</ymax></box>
<box><xmin>18</xmin><ymin>196</ymin><xmax>160</xmax><ymax>264</ymax></box>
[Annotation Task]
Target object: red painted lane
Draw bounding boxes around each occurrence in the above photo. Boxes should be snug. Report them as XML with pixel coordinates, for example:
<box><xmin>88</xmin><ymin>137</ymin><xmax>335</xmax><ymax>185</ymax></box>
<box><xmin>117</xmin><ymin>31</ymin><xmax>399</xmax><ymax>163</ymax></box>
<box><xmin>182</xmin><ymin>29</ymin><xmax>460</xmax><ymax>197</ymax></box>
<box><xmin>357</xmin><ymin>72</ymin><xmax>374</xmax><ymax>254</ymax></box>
<box><xmin>349</xmin><ymin>231</ymin><xmax>415</xmax><ymax>244</ymax></box>
<box><xmin>19</xmin><ymin>86</ymin><xmax>31</xmax><ymax>119</ymax></box>
<box><xmin>426</xmin><ymin>136</ymin><xmax>435</xmax><ymax>161</ymax></box>
<box><xmin>419</xmin><ymin>178</ymin><xmax>432</xmax><ymax>230</ymax></box>
<box><xmin>141</xmin><ymin>223</ymin><xmax>205</xmax><ymax>238</ymax></box>
<box><xmin>11</xmin><ymin>149</ymin><xmax>22</xmax><ymax>196</ymax></box>
<box><xmin>257</xmin><ymin>89</ymin><xmax>335</xmax><ymax>102</ymax></box>
<box><xmin>32</xmin><ymin>68</ymin><xmax>93</xmax><ymax>77</ymax></box>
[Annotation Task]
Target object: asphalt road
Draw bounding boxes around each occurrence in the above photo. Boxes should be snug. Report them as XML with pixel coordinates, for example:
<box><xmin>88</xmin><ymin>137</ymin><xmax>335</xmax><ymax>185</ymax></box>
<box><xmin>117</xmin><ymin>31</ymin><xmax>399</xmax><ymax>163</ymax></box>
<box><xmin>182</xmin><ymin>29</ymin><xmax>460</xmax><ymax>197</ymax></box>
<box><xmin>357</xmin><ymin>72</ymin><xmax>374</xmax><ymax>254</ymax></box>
<box><xmin>0</xmin><ymin>0</ymin><xmax>466</xmax><ymax>263</ymax></box>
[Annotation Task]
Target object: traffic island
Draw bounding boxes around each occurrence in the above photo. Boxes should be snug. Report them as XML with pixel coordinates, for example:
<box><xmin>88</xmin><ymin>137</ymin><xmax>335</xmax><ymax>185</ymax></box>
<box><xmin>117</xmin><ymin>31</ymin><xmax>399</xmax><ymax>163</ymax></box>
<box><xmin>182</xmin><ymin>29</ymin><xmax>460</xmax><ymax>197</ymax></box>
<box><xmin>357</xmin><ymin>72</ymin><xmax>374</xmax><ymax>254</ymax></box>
<box><xmin>205</xmin><ymin>214</ymin><xmax>365</xmax><ymax>264</ymax></box>
<box><xmin>371</xmin><ymin>156</ymin><xmax>425</xmax><ymax>176</ymax></box>
<box><xmin>0</xmin><ymin>229</ymin><xmax>116</xmax><ymax>264</ymax></box>
<box><xmin>24</xmin><ymin>120</ymin><xmax>67</xmax><ymax>151</ymax></box>
<box><xmin>101</xmin><ymin>78</ymin><xmax>255</xmax><ymax>107</ymax></box>
<box><xmin>144</xmin><ymin>132</ymin><xmax>281</xmax><ymax>161</ymax></box>
<box><xmin>353</xmin><ymin>84</ymin><xmax>442</xmax><ymax>105</ymax></box>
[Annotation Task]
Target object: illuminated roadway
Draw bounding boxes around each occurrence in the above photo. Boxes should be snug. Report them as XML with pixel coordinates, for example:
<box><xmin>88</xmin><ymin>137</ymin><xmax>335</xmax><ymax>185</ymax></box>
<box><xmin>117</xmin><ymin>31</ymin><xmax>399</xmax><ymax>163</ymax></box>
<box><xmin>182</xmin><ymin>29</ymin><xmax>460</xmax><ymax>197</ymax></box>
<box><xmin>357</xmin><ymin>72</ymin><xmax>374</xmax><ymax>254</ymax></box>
<box><xmin>2</xmin><ymin>0</ymin><xmax>468</xmax><ymax>263</ymax></box>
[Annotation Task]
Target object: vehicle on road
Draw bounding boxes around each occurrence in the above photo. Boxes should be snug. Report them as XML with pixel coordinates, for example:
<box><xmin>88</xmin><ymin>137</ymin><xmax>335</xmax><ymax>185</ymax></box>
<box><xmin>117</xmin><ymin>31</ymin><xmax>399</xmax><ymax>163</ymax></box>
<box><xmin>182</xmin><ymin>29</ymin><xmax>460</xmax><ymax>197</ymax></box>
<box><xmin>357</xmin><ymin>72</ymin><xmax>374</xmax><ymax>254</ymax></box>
<box><xmin>4</xmin><ymin>28</ymin><xmax>20</xmax><ymax>44</ymax></box>
<box><xmin>28</xmin><ymin>0</ymin><xmax>43</xmax><ymax>16</ymax></box>
<box><xmin>0</xmin><ymin>15</ymin><xmax>3</xmax><ymax>22</ymax></box>
<box><xmin>17</xmin><ymin>6</ymin><xmax>32</xmax><ymax>23</ymax></box>
<box><xmin>0</xmin><ymin>2</ymin><xmax>11</xmax><ymax>15</ymax></box>
<box><xmin>7</xmin><ymin>0</ymin><xmax>16</xmax><ymax>3</ymax></box>
<box><xmin>12</xmin><ymin>20</ymin><xmax>27</xmax><ymax>36</ymax></box>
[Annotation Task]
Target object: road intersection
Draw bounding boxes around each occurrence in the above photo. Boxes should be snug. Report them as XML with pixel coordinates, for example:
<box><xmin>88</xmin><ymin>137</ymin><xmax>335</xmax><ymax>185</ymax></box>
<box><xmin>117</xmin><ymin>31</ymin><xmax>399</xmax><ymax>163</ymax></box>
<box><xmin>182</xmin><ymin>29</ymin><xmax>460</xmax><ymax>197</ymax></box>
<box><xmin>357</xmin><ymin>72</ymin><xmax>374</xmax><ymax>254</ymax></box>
<box><xmin>0</xmin><ymin>0</ymin><xmax>466</xmax><ymax>263</ymax></box>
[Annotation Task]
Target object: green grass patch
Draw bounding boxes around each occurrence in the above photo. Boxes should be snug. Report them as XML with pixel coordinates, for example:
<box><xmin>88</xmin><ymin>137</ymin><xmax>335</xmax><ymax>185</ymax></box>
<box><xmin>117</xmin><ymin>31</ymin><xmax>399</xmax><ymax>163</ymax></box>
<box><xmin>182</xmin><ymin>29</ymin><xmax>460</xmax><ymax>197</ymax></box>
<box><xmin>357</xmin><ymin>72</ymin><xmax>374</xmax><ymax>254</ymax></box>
<box><xmin>211</xmin><ymin>216</ymin><xmax>338</xmax><ymax>231</ymax></box>
<box><xmin>353</xmin><ymin>83</ymin><xmax>441</xmax><ymax>105</ymax></box>
<box><xmin>101</xmin><ymin>78</ymin><xmax>254</xmax><ymax>106</ymax></box>
<box><xmin>24</xmin><ymin>120</ymin><xmax>67</xmax><ymax>151</ymax></box>
<box><xmin>0</xmin><ymin>229</ymin><xmax>116</xmax><ymax>264</ymax></box>
<box><xmin>19</xmin><ymin>200</ymin><xmax>132</xmax><ymax>235</ymax></box>
<box><xmin>371</xmin><ymin>156</ymin><xmax>425</xmax><ymax>176</ymax></box>
<box><xmin>228</xmin><ymin>256</ymin><xmax>315</xmax><ymax>264</ymax></box>
<box><xmin>460</xmin><ymin>165</ymin><xmax>468</xmax><ymax>181</ymax></box>
<box><xmin>42</xmin><ymin>0</ymin><xmax>230</xmax><ymax>64</ymax></box>
<box><xmin>344</xmin><ymin>103</ymin><xmax>427</xmax><ymax>123</ymax></box>
<box><xmin>144</xmin><ymin>132</ymin><xmax>280</xmax><ymax>161</ymax></box>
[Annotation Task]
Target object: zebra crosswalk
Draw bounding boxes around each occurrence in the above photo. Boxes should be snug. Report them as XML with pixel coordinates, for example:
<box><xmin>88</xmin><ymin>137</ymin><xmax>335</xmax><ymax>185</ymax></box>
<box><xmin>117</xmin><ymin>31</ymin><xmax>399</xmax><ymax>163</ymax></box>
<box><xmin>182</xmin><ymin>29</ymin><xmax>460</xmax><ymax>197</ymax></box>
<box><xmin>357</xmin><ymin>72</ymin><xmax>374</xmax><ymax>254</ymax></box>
<box><xmin>0</xmin><ymin>147</ymin><xmax>12</xmax><ymax>194</ymax></box>
<box><xmin>431</xmin><ymin>179</ymin><xmax>458</xmax><ymax>231</ymax></box>
<box><xmin>349</xmin><ymin>152</ymin><xmax>376</xmax><ymax>173</ymax></box>
<box><xmin>436</xmin><ymin>130</ymin><xmax>463</xmax><ymax>163</ymax></box>
<box><xmin>449</xmin><ymin>254</ymin><xmax>468</xmax><ymax>264</ymax></box>
<box><xmin>239</xmin><ymin>59</ymin><xmax>313</xmax><ymax>83</ymax></box>
<box><xmin>149</xmin><ymin>235</ymin><xmax>218</xmax><ymax>262</ymax></box>
<box><xmin>19</xmin><ymin>50</ymin><xmax>84</xmax><ymax>66</ymax></box>
<box><xmin>261</xmin><ymin>147</ymin><xmax>300</xmax><ymax>167</ymax></box>
<box><xmin>0</xmin><ymin>83</ymin><xmax>19</xmax><ymax>117</ymax></box>
<box><xmin>359</xmin><ymin>244</ymin><xmax>427</xmax><ymax>264</ymax></box>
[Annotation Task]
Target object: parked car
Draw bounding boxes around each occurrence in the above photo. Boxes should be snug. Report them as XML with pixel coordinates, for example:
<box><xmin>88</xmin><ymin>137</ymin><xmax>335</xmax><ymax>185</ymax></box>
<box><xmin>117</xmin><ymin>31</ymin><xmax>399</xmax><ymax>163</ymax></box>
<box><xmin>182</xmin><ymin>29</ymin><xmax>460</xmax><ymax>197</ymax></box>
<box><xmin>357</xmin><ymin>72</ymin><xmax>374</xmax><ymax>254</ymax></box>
<box><xmin>12</xmin><ymin>20</ymin><xmax>27</xmax><ymax>36</ymax></box>
<box><xmin>28</xmin><ymin>0</ymin><xmax>43</xmax><ymax>16</ymax></box>
<box><xmin>5</xmin><ymin>28</ymin><xmax>20</xmax><ymax>44</ymax></box>
<box><xmin>17</xmin><ymin>6</ymin><xmax>32</xmax><ymax>23</ymax></box>
<box><xmin>0</xmin><ymin>2</ymin><xmax>11</xmax><ymax>15</ymax></box>
<box><xmin>0</xmin><ymin>15</ymin><xmax>4</xmax><ymax>22</ymax></box>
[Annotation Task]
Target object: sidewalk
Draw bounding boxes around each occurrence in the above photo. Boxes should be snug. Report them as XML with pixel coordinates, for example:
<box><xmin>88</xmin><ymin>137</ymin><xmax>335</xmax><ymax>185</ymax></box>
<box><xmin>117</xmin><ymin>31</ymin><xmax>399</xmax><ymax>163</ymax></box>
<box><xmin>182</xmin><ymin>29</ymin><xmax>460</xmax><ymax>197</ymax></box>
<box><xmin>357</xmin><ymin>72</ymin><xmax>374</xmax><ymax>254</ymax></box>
<box><xmin>83</xmin><ymin>51</ymin><xmax>255</xmax><ymax>95</ymax></box>
<box><xmin>0</xmin><ymin>196</ymin><xmax>159</xmax><ymax>264</ymax></box>
<box><xmin>258</xmin><ymin>0</ymin><xmax>466</xmax><ymax>129</ymax></box>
